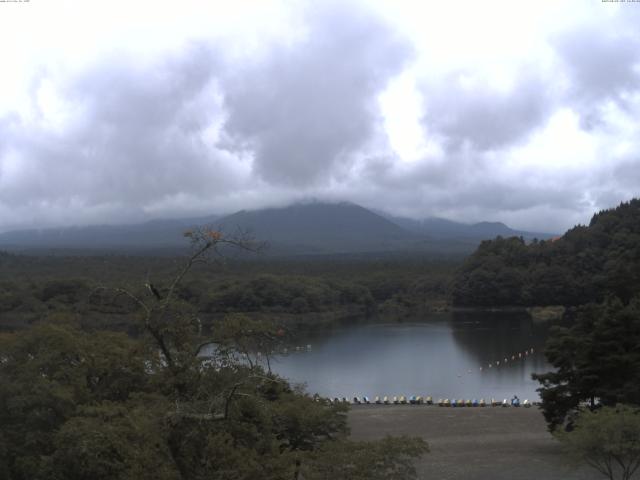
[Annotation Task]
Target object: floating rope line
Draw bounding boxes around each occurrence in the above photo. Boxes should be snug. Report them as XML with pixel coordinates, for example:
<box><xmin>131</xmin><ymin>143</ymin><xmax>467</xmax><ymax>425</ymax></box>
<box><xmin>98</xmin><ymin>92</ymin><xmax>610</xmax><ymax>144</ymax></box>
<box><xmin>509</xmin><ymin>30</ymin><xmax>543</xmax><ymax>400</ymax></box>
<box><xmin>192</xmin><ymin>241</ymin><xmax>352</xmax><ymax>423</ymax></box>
<box><xmin>484</xmin><ymin>347</ymin><xmax>535</xmax><ymax>371</ymax></box>
<box><xmin>458</xmin><ymin>347</ymin><xmax>537</xmax><ymax>378</ymax></box>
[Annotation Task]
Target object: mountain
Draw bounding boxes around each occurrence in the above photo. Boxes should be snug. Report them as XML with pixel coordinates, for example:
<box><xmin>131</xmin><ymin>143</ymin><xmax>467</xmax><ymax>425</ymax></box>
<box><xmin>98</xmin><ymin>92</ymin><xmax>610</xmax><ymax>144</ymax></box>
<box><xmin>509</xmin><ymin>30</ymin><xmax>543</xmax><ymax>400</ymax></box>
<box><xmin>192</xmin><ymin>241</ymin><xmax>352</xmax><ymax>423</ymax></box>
<box><xmin>213</xmin><ymin>202</ymin><xmax>419</xmax><ymax>254</ymax></box>
<box><xmin>0</xmin><ymin>203</ymin><xmax>419</xmax><ymax>254</ymax></box>
<box><xmin>382</xmin><ymin>214</ymin><xmax>554</xmax><ymax>241</ymax></box>
<box><xmin>0</xmin><ymin>202</ymin><xmax>554</xmax><ymax>255</ymax></box>
<box><xmin>0</xmin><ymin>215</ymin><xmax>219</xmax><ymax>250</ymax></box>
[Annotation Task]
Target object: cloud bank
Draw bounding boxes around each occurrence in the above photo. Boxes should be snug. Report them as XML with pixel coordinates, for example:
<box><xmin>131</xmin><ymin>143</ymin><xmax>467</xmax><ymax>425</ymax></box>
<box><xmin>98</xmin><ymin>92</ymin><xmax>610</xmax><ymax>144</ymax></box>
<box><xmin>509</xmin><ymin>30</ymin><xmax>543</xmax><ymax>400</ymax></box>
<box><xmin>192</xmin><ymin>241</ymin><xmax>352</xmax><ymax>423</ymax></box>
<box><xmin>0</xmin><ymin>0</ymin><xmax>639</xmax><ymax>233</ymax></box>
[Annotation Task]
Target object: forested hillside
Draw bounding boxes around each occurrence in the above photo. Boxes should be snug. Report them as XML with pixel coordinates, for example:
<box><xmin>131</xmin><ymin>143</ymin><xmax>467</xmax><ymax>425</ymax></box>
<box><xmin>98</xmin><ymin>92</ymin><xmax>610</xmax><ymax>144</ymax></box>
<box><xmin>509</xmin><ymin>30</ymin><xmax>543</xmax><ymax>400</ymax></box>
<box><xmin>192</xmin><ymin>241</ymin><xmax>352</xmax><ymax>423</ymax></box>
<box><xmin>452</xmin><ymin>199</ymin><xmax>640</xmax><ymax>307</ymax></box>
<box><xmin>0</xmin><ymin>251</ymin><xmax>454</xmax><ymax>332</ymax></box>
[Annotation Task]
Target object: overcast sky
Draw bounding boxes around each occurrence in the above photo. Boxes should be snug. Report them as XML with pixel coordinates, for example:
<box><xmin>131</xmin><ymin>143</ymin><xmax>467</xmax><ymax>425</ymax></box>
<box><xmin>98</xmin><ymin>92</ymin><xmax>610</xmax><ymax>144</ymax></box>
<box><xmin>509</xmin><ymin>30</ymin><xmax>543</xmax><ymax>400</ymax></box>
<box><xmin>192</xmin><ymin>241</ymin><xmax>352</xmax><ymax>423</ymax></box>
<box><xmin>1</xmin><ymin>0</ymin><xmax>639</xmax><ymax>233</ymax></box>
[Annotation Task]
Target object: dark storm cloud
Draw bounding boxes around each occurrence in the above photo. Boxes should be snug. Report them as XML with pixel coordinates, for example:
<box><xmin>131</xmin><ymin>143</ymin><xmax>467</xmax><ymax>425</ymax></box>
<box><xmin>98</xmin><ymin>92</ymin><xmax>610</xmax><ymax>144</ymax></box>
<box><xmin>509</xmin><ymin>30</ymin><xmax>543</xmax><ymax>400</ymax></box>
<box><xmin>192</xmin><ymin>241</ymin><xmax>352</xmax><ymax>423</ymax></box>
<box><xmin>219</xmin><ymin>5</ymin><xmax>412</xmax><ymax>186</ymax></box>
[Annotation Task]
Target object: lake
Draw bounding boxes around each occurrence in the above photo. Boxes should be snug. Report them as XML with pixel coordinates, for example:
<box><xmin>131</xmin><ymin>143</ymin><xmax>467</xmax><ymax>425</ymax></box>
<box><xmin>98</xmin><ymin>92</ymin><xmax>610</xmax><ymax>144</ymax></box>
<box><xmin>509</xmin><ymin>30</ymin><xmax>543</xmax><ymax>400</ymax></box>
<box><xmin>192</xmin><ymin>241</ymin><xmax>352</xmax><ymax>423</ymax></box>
<box><xmin>268</xmin><ymin>311</ymin><xmax>552</xmax><ymax>401</ymax></box>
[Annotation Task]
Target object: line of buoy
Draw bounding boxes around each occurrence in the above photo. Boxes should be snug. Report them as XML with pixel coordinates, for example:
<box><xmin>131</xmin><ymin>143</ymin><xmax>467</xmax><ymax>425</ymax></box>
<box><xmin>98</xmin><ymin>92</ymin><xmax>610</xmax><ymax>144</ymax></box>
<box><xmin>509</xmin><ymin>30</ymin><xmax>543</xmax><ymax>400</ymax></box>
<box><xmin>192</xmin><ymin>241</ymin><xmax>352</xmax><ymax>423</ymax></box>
<box><xmin>276</xmin><ymin>344</ymin><xmax>313</xmax><ymax>355</ymax></box>
<box><xmin>472</xmin><ymin>347</ymin><xmax>537</xmax><ymax>375</ymax></box>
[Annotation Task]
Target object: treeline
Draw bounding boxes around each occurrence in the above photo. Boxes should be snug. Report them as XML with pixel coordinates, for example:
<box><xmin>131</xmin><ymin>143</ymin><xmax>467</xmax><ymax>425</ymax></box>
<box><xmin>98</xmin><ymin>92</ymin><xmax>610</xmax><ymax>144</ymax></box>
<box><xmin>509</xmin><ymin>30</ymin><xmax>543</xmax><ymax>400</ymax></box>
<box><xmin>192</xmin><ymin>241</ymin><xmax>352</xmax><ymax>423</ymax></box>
<box><xmin>452</xmin><ymin>199</ymin><xmax>640</xmax><ymax>307</ymax></box>
<box><xmin>0</xmin><ymin>252</ymin><xmax>455</xmax><ymax>331</ymax></box>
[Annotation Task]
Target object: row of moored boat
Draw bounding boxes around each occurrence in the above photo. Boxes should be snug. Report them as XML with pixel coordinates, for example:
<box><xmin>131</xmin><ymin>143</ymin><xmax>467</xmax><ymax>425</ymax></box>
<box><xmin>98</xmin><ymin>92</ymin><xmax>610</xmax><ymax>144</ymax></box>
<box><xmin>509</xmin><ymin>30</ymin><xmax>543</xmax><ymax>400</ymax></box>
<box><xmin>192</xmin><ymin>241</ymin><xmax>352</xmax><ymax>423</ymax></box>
<box><xmin>328</xmin><ymin>396</ymin><xmax>535</xmax><ymax>407</ymax></box>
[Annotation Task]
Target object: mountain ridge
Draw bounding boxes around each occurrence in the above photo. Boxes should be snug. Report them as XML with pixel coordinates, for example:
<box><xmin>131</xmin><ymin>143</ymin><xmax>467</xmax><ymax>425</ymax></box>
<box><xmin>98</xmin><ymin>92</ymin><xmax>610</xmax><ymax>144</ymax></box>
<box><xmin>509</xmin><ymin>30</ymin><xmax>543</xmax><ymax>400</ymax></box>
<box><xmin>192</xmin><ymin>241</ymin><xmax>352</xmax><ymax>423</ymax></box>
<box><xmin>0</xmin><ymin>202</ymin><xmax>556</xmax><ymax>255</ymax></box>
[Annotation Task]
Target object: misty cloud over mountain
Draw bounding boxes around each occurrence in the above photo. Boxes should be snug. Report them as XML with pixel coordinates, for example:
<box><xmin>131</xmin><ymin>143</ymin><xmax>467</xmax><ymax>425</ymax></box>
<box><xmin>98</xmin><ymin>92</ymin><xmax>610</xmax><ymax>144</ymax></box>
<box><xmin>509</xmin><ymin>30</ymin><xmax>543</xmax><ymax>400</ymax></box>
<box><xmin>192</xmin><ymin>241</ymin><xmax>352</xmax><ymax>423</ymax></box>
<box><xmin>1</xmin><ymin>1</ymin><xmax>639</xmax><ymax>234</ymax></box>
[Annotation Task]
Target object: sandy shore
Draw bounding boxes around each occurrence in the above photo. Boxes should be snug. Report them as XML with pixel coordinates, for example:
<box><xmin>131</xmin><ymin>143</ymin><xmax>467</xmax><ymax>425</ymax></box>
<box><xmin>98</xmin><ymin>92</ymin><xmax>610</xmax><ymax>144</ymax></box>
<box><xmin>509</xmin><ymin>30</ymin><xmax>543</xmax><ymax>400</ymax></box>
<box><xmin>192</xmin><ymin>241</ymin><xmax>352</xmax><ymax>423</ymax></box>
<box><xmin>348</xmin><ymin>405</ymin><xmax>601</xmax><ymax>480</ymax></box>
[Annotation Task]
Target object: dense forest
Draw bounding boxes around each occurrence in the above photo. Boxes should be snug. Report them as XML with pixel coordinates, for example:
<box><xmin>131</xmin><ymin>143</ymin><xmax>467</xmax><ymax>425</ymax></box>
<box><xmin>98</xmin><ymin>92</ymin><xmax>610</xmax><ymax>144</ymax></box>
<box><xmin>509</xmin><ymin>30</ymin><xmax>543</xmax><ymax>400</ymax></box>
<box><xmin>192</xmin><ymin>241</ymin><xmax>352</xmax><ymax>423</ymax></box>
<box><xmin>452</xmin><ymin>199</ymin><xmax>640</xmax><ymax>307</ymax></box>
<box><xmin>0</xmin><ymin>250</ymin><xmax>455</xmax><ymax>333</ymax></box>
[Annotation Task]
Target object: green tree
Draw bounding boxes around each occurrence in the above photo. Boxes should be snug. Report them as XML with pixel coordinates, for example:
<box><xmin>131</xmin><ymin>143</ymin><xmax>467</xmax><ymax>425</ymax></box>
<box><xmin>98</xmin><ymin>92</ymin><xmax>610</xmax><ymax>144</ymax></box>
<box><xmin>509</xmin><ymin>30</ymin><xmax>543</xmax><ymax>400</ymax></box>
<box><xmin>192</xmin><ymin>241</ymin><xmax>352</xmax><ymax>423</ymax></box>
<box><xmin>0</xmin><ymin>227</ymin><xmax>428</xmax><ymax>479</ymax></box>
<box><xmin>304</xmin><ymin>436</ymin><xmax>428</xmax><ymax>480</ymax></box>
<box><xmin>534</xmin><ymin>297</ymin><xmax>640</xmax><ymax>430</ymax></box>
<box><xmin>453</xmin><ymin>198</ymin><xmax>640</xmax><ymax>308</ymax></box>
<box><xmin>555</xmin><ymin>405</ymin><xmax>640</xmax><ymax>480</ymax></box>
<box><xmin>0</xmin><ymin>323</ymin><xmax>150</xmax><ymax>479</ymax></box>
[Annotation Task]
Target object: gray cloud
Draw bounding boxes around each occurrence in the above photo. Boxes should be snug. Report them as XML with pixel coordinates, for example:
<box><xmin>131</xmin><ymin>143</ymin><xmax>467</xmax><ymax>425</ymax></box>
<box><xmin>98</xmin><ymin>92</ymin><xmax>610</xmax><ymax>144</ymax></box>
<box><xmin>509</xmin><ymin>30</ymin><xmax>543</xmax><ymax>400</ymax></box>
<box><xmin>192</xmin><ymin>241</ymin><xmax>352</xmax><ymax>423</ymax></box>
<box><xmin>220</xmin><ymin>4</ymin><xmax>412</xmax><ymax>186</ymax></box>
<box><xmin>552</xmin><ymin>15</ymin><xmax>640</xmax><ymax>129</ymax></box>
<box><xmin>1</xmin><ymin>2</ymin><xmax>640</xmax><ymax>235</ymax></box>
<box><xmin>385</xmin><ymin>10</ymin><xmax>640</xmax><ymax>232</ymax></box>
<box><xmin>348</xmin><ymin>149</ymin><xmax>593</xmax><ymax>232</ymax></box>
<box><xmin>0</xmin><ymin>45</ymin><xmax>246</xmax><ymax>227</ymax></box>
<box><xmin>421</xmin><ymin>70</ymin><xmax>553</xmax><ymax>152</ymax></box>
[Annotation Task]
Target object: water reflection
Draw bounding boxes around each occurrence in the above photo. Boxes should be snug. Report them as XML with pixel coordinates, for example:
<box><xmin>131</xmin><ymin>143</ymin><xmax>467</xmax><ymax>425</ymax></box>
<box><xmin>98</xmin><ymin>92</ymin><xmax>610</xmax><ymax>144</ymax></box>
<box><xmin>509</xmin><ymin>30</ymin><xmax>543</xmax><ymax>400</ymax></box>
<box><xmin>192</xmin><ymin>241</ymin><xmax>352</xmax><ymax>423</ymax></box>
<box><xmin>269</xmin><ymin>312</ymin><xmax>551</xmax><ymax>400</ymax></box>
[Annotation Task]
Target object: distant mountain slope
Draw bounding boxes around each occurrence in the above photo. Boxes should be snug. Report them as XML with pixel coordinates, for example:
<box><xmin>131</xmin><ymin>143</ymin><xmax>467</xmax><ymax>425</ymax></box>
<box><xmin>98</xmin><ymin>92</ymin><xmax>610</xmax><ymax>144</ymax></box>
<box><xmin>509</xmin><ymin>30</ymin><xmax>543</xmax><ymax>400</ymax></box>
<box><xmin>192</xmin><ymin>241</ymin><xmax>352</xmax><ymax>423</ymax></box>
<box><xmin>0</xmin><ymin>201</ymin><xmax>555</xmax><ymax>255</ymax></box>
<box><xmin>214</xmin><ymin>202</ymin><xmax>419</xmax><ymax>254</ymax></box>
<box><xmin>382</xmin><ymin>214</ymin><xmax>554</xmax><ymax>241</ymax></box>
<box><xmin>0</xmin><ymin>202</ymin><xmax>418</xmax><ymax>254</ymax></box>
<box><xmin>0</xmin><ymin>215</ymin><xmax>219</xmax><ymax>249</ymax></box>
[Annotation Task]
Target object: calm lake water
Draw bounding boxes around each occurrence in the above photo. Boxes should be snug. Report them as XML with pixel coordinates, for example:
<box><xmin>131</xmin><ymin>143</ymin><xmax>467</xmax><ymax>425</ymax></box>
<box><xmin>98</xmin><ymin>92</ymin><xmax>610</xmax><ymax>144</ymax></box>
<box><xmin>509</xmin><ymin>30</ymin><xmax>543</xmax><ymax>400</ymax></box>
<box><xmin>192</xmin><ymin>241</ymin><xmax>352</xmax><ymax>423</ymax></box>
<box><xmin>269</xmin><ymin>311</ymin><xmax>552</xmax><ymax>401</ymax></box>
